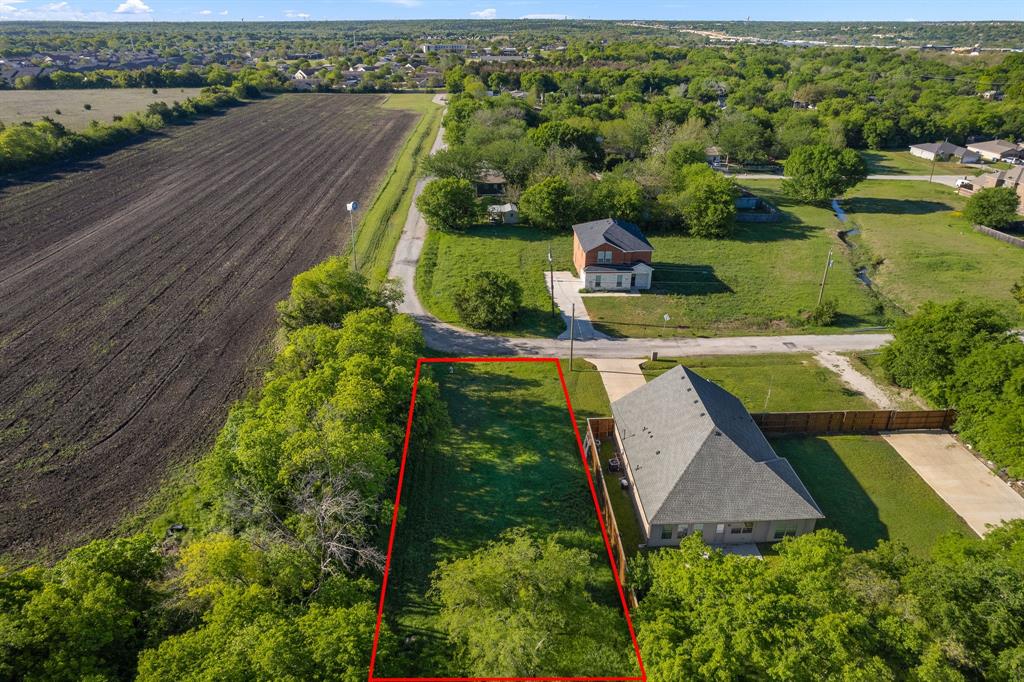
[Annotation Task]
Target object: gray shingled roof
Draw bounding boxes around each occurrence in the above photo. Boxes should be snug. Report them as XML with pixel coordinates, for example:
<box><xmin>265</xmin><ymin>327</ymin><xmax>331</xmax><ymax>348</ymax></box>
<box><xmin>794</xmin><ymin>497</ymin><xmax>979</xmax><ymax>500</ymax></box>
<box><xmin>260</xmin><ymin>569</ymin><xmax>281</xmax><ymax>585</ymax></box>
<box><xmin>611</xmin><ymin>366</ymin><xmax>823</xmax><ymax>525</ymax></box>
<box><xmin>572</xmin><ymin>218</ymin><xmax>653</xmax><ymax>253</ymax></box>
<box><xmin>911</xmin><ymin>141</ymin><xmax>969</xmax><ymax>157</ymax></box>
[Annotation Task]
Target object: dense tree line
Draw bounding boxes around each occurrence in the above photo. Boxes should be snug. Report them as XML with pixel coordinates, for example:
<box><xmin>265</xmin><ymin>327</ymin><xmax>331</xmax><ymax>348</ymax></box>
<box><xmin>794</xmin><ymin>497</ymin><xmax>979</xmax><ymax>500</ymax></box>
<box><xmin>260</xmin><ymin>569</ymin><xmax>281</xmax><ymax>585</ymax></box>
<box><xmin>635</xmin><ymin>524</ymin><xmax>1024</xmax><ymax>680</ymax></box>
<box><xmin>881</xmin><ymin>299</ymin><xmax>1024</xmax><ymax>476</ymax></box>
<box><xmin>0</xmin><ymin>87</ymin><xmax>247</xmax><ymax>175</ymax></box>
<box><xmin>453</xmin><ymin>45</ymin><xmax>1024</xmax><ymax>162</ymax></box>
<box><xmin>0</xmin><ymin>261</ymin><xmax>446</xmax><ymax>680</ymax></box>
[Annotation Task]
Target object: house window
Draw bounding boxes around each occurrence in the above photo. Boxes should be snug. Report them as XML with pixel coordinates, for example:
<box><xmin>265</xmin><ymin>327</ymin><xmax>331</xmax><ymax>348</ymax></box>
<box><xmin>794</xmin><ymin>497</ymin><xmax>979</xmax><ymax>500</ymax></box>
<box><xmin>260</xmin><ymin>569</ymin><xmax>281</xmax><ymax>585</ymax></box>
<box><xmin>615</xmin><ymin>274</ymin><xmax>624</xmax><ymax>288</ymax></box>
<box><xmin>594</xmin><ymin>275</ymin><xmax>602</xmax><ymax>288</ymax></box>
<box><xmin>773</xmin><ymin>522</ymin><xmax>799</xmax><ymax>540</ymax></box>
<box><xmin>715</xmin><ymin>523</ymin><xmax>725</xmax><ymax>535</ymax></box>
<box><xmin>660</xmin><ymin>525</ymin><xmax>675</xmax><ymax>540</ymax></box>
<box><xmin>730</xmin><ymin>522</ymin><xmax>755</xmax><ymax>535</ymax></box>
<box><xmin>676</xmin><ymin>525</ymin><xmax>688</xmax><ymax>538</ymax></box>
<box><xmin>597</xmin><ymin>250</ymin><xmax>613</xmax><ymax>263</ymax></box>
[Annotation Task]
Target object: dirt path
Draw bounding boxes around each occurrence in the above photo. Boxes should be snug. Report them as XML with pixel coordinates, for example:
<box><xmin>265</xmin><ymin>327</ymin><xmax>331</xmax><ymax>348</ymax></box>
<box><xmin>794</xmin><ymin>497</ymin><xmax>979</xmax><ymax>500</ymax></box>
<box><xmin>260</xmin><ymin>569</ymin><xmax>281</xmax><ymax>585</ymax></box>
<box><xmin>813</xmin><ymin>351</ymin><xmax>898</xmax><ymax>409</ymax></box>
<box><xmin>0</xmin><ymin>95</ymin><xmax>417</xmax><ymax>555</ymax></box>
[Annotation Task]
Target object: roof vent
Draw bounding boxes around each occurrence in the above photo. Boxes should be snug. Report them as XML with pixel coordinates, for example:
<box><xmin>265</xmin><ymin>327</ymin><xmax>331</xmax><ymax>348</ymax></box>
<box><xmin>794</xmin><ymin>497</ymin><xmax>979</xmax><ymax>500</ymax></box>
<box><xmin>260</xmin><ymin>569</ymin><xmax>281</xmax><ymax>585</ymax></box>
<box><xmin>655</xmin><ymin>450</ymin><xmax>661</xmax><ymax>455</ymax></box>
<box><xmin>699</xmin><ymin>412</ymin><xmax>706</xmax><ymax>418</ymax></box>
<box><xmin>714</xmin><ymin>430</ymin><xmax>722</xmax><ymax>436</ymax></box>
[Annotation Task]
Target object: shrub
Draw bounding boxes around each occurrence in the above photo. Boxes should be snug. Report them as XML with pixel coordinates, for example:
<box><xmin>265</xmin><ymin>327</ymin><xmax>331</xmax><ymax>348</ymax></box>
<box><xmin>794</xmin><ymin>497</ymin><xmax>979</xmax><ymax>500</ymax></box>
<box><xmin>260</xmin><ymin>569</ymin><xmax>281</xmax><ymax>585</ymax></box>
<box><xmin>807</xmin><ymin>298</ymin><xmax>839</xmax><ymax>326</ymax></box>
<box><xmin>452</xmin><ymin>271</ymin><xmax>523</xmax><ymax>330</ymax></box>
<box><xmin>964</xmin><ymin>186</ymin><xmax>1020</xmax><ymax>230</ymax></box>
<box><xmin>83</xmin><ymin>103</ymin><xmax>92</xmax><ymax>110</ymax></box>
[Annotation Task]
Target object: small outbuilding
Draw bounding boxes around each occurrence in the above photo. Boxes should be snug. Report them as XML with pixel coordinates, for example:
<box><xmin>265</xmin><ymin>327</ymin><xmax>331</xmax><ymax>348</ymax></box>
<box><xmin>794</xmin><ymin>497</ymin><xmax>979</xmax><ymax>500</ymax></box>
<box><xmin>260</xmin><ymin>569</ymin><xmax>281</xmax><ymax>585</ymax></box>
<box><xmin>486</xmin><ymin>203</ymin><xmax>519</xmax><ymax>224</ymax></box>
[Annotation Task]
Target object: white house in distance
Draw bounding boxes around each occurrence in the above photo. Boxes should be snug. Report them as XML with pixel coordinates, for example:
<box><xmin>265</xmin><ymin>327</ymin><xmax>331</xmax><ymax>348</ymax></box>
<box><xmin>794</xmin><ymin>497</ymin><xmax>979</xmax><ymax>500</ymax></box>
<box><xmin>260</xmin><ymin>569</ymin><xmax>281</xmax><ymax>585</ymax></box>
<box><xmin>610</xmin><ymin>366</ymin><xmax>824</xmax><ymax>547</ymax></box>
<box><xmin>572</xmin><ymin>218</ymin><xmax>654</xmax><ymax>291</ymax></box>
<box><xmin>966</xmin><ymin>139</ymin><xmax>1024</xmax><ymax>163</ymax></box>
<box><xmin>908</xmin><ymin>141</ymin><xmax>980</xmax><ymax>164</ymax></box>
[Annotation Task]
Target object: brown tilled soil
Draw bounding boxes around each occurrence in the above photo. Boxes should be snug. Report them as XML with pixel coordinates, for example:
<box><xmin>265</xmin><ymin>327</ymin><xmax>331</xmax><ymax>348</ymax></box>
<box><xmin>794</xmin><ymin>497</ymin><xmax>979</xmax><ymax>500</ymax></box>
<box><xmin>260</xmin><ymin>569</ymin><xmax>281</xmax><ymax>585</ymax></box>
<box><xmin>0</xmin><ymin>94</ymin><xmax>417</xmax><ymax>556</ymax></box>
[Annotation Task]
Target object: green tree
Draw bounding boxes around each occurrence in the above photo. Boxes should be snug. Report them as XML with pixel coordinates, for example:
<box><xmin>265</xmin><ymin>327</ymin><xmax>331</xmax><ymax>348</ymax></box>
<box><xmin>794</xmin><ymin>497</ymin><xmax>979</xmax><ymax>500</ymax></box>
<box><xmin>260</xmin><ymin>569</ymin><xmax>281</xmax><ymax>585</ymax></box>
<box><xmin>881</xmin><ymin>299</ymin><xmax>1014</xmax><ymax>405</ymax></box>
<box><xmin>661</xmin><ymin>164</ymin><xmax>737</xmax><ymax>238</ymax></box>
<box><xmin>452</xmin><ymin>271</ymin><xmax>523</xmax><ymax>330</ymax></box>
<box><xmin>964</xmin><ymin>186</ymin><xmax>1020</xmax><ymax>230</ymax></box>
<box><xmin>782</xmin><ymin>144</ymin><xmax>867</xmax><ymax>203</ymax></box>
<box><xmin>519</xmin><ymin>176</ymin><xmax>577</xmax><ymax>229</ymax></box>
<box><xmin>421</xmin><ymin>146</ymin><xmax>483</xmax><ymax>181</ymax></box>
<box><xmin>416</xmin><ymin>177</ymin><xmax>480</xmax><ymax>232</ymax></box>
<box><xmin>276</xmin><ymin>256</ymin><xmax>400</xmax><ymax>331</ymax></box>
<box><xmin>587</xmin><ymin>177</ymin><xmax>646</xmax><ymax>224</ymax></box>
<box><xmin>715</xmin><ymin>110</ymin><xmax>772</xmax><ymax>165</ymax></box>
<box><xmin>431</xmin><ymin>531</ymin><xmax>632</xmax><ymax>677</ymax></box>
<box><xmin>527</xmin><ymin>121</ymin><xmax>602</xmax><ymax>166</ymax></box>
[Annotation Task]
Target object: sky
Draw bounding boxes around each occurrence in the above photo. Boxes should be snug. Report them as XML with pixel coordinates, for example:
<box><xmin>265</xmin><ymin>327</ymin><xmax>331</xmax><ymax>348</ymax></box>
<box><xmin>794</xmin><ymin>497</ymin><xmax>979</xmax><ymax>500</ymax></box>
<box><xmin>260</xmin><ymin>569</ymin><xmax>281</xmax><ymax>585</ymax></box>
<box><xmin>0</xmin><ymin>0</ymin><xmax>1022</xmax><ymax>23</ymax></box>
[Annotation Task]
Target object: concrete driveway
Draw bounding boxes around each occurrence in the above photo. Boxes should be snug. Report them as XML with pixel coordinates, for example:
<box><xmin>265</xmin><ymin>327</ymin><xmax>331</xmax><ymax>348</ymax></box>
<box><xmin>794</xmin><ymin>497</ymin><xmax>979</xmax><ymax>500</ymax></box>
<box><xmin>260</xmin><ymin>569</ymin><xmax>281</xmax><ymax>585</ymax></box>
<box><xmin>882</xmin><ymin>431</ymin><xmax>1024</xmax><ymax>536</ymax></box>
<box><xmin>586</xmin><ymin>358</ymin><xmax>647</xmax><ymax>403</ymax></box>
<box><xmin>547</xmin><ymin>271</ymin><xmax>608</xmax><ymax>341</ymax></box>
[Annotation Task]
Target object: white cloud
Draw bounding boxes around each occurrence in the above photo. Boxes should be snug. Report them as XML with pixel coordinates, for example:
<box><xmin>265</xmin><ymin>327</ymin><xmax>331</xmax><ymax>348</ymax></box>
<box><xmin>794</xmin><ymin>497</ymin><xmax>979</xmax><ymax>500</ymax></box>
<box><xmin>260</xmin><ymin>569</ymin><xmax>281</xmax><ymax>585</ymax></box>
<box><xmin>40</xmin><ymin>1</ymin><xmax>69</xmax><ymax>8</ymax></box>
<box><xmin>470</xmin><ymin>7</ymin><xmax>496</xmax><ymax>19</ymax></box>
<box><xmin>114</xmin><ymin>0</ymin><xmax>151</xmax><ymax>14</ymax></box>
<box><xmin>376</xmin><ymin>0</ymin><xmax>421</xmax><ymax>6</ymax></box>
<box><xmin>520</xmin><ymin>13</ymin><xmax>570</xmax><ymax>19</ymax></box>
<box><xmin>284</xmin><ymin>9</ymin><xmax>310</xmax><ymax>18</ymax></box>
<box><xmin>197</xmin><ymin>8</ymin><xmax>211</xmax><ymax>14</ymax></box>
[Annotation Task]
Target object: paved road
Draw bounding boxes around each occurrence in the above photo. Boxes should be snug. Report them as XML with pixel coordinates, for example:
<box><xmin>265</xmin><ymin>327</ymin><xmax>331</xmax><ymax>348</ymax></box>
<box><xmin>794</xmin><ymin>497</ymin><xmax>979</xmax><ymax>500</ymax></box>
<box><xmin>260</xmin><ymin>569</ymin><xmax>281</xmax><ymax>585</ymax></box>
<box><xmin>387</xmin><ymin>117</ymin><xmax>894</xmax><ymax>359</ymax></box>
<box><xmin>729</xmin><ymin>173</ymin><xmax>969</xmax><ymax>188</ymax></box>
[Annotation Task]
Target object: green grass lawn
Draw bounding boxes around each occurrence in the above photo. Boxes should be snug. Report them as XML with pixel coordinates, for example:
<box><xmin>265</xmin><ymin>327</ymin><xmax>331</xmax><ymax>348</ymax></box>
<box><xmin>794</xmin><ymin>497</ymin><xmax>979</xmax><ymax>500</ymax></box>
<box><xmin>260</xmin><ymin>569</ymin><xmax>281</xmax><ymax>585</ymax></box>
<box><xmin>860</xmin><ymin>149</ymin><xmax>985</xmax><ymax>176</ymax></box>
<box><xmin>641</xmin><ymin>354</ymin><xmax>876</xmax><ymax>412</ymax></box>
<box><xmin>843</xmin><ymin>351</ymin><xmax>925</xmax><ymax>410</ymax></box>
<box><xmin>416</xmin><ymin>224</ymin><xmax>573</xmax><ymax>337</ymax></box>
<box><xmin>350</xmin><ymin>93</ymin><xmax>442</xmax><ymax>285</ymax></box>
<box><xmin>842</xmin><ymin>180</ymin><xmax>1024</xmax><ymax>322</ymax></box>
<box><xmin>584</xmin><ymin>181</ymin><xmax>884</xmax><ymax>337</ymax></box>
<box><xmin>380</xmin><ymin>360</ymin><xmax>636</xmax><ymax>677</ymax></box>
<box><xmin>771</xmin><ymin>435</ymin><xmax>974</xmax><ymax>555</ymax></box>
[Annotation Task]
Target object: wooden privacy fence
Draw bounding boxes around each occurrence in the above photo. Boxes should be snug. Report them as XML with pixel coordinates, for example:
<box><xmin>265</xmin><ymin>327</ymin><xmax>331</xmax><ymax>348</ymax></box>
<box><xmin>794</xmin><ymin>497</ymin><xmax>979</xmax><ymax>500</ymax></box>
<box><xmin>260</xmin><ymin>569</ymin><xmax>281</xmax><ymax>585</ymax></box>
<box><xmin>752</xmin><ymin>409</ymin><xmax>956</xmax><ymax>435</ymax></box>
<box><xmin>584</xmin><ymin>417</ymin><xmax>638</xmax><ymax>610</ymax></box>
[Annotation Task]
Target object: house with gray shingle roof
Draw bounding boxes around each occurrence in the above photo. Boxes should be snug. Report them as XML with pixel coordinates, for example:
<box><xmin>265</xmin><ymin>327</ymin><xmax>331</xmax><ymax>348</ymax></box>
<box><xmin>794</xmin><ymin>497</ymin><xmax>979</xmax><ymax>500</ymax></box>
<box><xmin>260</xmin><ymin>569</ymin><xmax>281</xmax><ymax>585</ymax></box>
<box><xmin>908</xmin><ymin>141</ymin><xmax>980</xmax><ymax>164</ymax></box>
<box><xmin>572</xmin><ymin>218</ymin><xmax>654</xmax><ymax>291</ymax></box>
<box><xmin>610</xmin><ymin>365</ymin><xmax>823</xmax><ymax>547</ymax></box>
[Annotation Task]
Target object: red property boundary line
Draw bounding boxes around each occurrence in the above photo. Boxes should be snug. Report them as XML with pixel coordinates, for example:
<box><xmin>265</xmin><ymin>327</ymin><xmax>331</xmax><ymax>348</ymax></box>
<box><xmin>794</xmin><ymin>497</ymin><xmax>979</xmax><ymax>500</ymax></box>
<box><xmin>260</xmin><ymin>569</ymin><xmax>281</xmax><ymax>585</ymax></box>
<box><xmin>368</xmin><ymin>357</ymin><xmax>647</xmax><ymax>682</ymax></box>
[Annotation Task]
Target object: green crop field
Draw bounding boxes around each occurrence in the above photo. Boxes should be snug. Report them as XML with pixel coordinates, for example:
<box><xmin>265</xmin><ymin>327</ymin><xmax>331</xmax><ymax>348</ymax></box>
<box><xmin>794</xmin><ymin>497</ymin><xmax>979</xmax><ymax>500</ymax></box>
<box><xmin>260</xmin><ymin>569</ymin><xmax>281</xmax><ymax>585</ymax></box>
<box><xmin>772</xmin><ymin>435</ymin><xmax>974</xmax><ymax>555</ymax></box>
<box><xmin>843</xmin><ymin>180</ymin><xmax>1024</xmax><ymax>321</ymax></box>
<box><xmin>379</xmin><ymin>360</ymin><xmax>637</xmax><ymax>677</ymax></box>
<box><xmin>642</xmin><ymin>354</ymin><xmax>876</xmax><ymax>412</ymax></box>
<box><xmin>0</xmin><ymin>88</ymin><xmax>207</xmax><ymax>130</ymax></box>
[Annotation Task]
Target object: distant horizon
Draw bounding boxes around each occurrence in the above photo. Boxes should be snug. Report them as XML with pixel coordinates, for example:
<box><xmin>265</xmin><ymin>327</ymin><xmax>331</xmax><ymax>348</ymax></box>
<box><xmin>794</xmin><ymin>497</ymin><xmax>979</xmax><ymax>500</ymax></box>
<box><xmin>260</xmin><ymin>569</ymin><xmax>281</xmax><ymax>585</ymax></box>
<box><xmin>1</xmin><ymin>1</ymin><xmax>1023</xmax><ymax>24</ymax></box>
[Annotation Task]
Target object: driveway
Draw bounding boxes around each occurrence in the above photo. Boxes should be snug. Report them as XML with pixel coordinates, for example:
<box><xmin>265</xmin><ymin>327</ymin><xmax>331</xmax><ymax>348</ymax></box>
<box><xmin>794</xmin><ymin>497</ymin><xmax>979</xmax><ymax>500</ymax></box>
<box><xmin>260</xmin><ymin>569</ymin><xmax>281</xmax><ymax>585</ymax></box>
<box><xmin>882</xmin><ymin>431</ymin><xmax>1024</xmax><ymax>536</ymax></box>
<box><xmin>586</xmin><ymin>358</ymin><xmax>647</xmax><ymax>402</ymax></box>
<box><xmin>548</xmin><ymin>271</ymin><xmax>608</xmax><ymax>341</ymax></box>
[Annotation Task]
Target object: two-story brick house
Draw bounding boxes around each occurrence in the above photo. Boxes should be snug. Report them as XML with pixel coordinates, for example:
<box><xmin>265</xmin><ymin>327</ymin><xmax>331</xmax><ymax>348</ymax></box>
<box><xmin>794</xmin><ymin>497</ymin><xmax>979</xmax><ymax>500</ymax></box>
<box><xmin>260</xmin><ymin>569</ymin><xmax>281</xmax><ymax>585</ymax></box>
<box><xmin>571</xmin><ymin>218</ymin><xmax>654</xmax><ymax>291</ymax></box>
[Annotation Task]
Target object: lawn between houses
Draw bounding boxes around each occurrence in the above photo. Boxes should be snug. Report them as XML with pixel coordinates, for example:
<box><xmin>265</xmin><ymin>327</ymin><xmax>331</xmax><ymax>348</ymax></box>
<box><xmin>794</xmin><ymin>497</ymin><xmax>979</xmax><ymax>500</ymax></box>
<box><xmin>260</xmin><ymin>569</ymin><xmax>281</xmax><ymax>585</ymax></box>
<box><xmin>859</xmin><ymin>149</ymin><xmax>988</xmax><ymax>176</ymax></box>
<box><xmin>842</xmin><ymin>179</ymin><xmax>1024</xmax><ymax>323</ymax></box>
<box><xmin>377</xmin><ymin>360</ymin><xmax>638</xmax><ymax>678</ymax></box>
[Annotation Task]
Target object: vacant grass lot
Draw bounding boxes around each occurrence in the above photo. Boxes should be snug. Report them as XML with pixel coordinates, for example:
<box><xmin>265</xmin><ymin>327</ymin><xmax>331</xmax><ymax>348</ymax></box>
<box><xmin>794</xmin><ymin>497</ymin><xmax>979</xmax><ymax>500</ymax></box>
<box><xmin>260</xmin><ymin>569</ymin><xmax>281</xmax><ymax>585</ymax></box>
<box><xmin>416</xmin><ymin>224</ymin><xmax>574</xmax><ymax>336</ymax></box>
<box><xmin>771</xmin><ymin>435</ymin><xmax>973</xmax><ymax>555</ymax></box>
<box><xmin>860</xmin><ymin>149</ymin><xmax>985</xmax><ymax>176</ymax></box>
<box><xmin>0</xmin><ymin>88</ymin><xmax>206</xmax><ymax>130</ymax></box>
<box><xmin>642</xmin><ymin>354</ymin><xmax>876</xmax><ymax>412</ymax></box>
<box><xmin>843</xmin><ymin>180</ymin><xmax>1024</xmax><ymax>322</ymax></box>
<box><xmin>584</xmin><ymin>181</ymin><xmax>884</xmax><ymax>337</ymax></box>
<box><xmin>380</xmin><ymin>361</ymin><xmax>636</xmax><ymax>677</ymax></box>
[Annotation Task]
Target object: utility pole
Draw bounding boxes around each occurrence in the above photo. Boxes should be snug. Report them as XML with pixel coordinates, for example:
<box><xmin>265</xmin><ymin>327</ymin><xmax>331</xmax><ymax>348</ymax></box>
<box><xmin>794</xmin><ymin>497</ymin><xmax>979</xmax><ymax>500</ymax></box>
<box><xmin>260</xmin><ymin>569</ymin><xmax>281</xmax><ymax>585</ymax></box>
<box><xmin>929</xmin><ymin>137</ymin><xmax>948</xmax><ymax>184</ymax></box>
<box><xmin>346</xmin><ymin>201</ymin><xmax>359</xmax><ymax>269</ymax></box>
<box><xmin>816</xmin><ymin>248</ymin><xmax>834</xmax><ymax>306</ymax></box>
<box><xmin>548</xmin><ymin>246</ymin><xmax>556</xmax><ymax>317</ymax></box>
<box><xmin>569</xmin><ymin>303</ymin><xmax>575</xmax><ymax>368</ymax></box>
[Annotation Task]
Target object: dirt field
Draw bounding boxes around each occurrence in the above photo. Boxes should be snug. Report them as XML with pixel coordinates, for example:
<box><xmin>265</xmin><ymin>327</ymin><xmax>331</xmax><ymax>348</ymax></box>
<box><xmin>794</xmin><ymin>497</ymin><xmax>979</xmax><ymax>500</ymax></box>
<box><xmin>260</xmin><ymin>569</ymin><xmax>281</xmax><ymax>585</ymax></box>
<box><xmin>0</xmin><ymin>87</ymin><xmax>207</xmax><ymax>130</ymax></box>
<box><xmin>0</xmin><ymin>94</ymin><xmax>417</xmax><ymax>555</ymax></box>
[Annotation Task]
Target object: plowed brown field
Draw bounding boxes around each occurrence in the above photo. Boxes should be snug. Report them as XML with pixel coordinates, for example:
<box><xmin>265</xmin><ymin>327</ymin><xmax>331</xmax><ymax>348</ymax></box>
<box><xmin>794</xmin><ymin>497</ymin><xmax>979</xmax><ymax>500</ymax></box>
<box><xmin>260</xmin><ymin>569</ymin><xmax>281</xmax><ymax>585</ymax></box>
<box><xmin>0</xmin><ymin>94</ymin><xmax>417</xmax><ymax>555</ymax></box>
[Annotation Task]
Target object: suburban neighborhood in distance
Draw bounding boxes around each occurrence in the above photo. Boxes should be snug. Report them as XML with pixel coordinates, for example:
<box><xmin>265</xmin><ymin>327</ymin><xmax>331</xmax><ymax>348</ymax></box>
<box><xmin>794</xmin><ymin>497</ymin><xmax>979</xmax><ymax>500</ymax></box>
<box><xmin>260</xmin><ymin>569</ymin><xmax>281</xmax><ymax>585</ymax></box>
<box><xmin>3</xmin><ymin>2</ymin><xmax>1024</xmax><ymax>680</ymax></box>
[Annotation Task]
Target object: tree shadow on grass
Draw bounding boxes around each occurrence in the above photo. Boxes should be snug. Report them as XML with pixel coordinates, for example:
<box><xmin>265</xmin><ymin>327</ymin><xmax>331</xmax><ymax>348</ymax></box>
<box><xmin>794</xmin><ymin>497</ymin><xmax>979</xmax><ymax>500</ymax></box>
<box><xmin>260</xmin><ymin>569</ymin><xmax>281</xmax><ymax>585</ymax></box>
<box><xmin>650</xmin><ymin>263</ymin><xmax>733</xmax><ymax>296</ymax></box>
<box><xmin>770</xmin><ymin>435</ymin><xmax>886</xmax><ymax>552</ymax></box>
<box><xmin>844</xmin><ymin>196</ymin><xmax>955</xmax><ymax>215</ymax></box>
